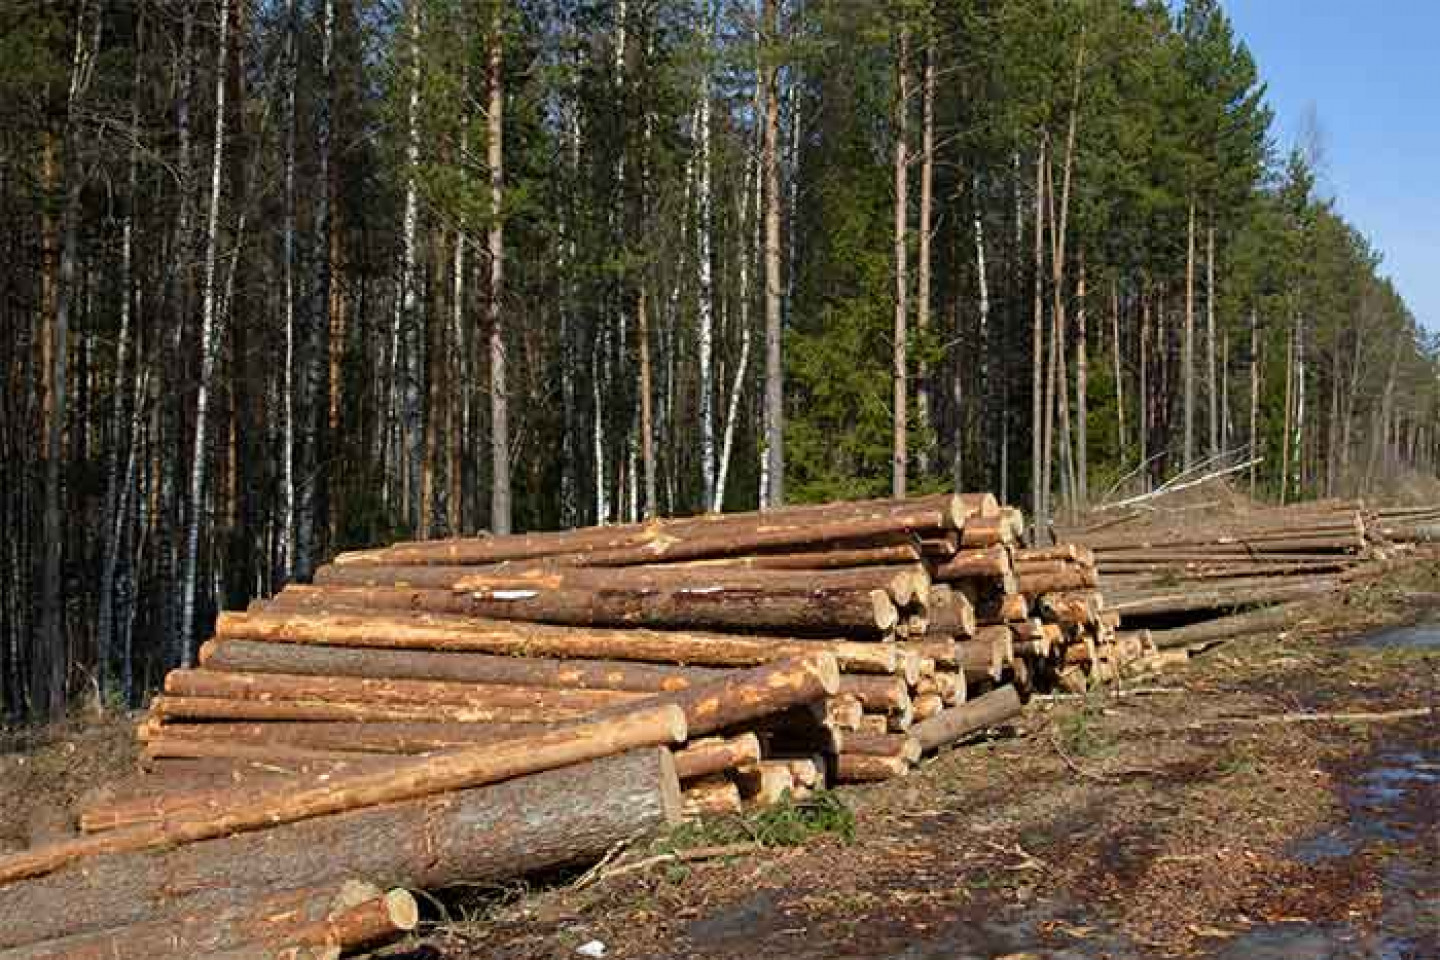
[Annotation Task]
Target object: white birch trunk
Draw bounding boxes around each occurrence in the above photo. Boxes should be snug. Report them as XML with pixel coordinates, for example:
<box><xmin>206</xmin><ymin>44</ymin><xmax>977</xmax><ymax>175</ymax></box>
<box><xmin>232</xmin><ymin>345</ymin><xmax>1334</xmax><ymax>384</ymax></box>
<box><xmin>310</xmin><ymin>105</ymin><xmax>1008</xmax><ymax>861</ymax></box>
<box><xmin>178</xmin><ymin>0</ymin><xmax>231</xmax><ymax>669</ymax></box>
<box><xmin>487</xmin><ymin>4</ymin><xmax>510</xmax><ymax>535</ymax></box>
<box><xmin>891</xmin><ymin>27</ymin><xmax>909</xmax><ymax>500</ymax></box>
<box><xmin>697</xmin><ymin>51</ymin><xmax>716</xmax><ymax>510</ymax></box>
<box><xmin>279</xmin><ymin>0</ymin><xmax>298</xmax><ymax>580</ymax></box>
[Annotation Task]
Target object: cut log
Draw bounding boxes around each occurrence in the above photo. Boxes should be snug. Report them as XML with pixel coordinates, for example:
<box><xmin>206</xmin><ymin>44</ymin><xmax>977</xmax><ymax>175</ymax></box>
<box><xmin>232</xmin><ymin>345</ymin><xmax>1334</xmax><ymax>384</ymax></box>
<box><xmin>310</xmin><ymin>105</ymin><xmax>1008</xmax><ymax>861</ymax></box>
<box><xmin>855</xmin><ymin>714</ymin><xmax>889</xmax><ymax>735</ymax></box>
<box><xmin>911</xmin><ymin>685</ymin><xmax>1023</xmax><ymax>752</ymax></box>
<box><xmin>931</xmin><ymin>545</ymin><xmax>1012</xmax><ymax>581</ymax></box>
<box><xmin>199</xmin><ymin>638</ymin><xmax>722</xmax><ymax>692</ymax></box>
<box><xmin>150</xmin><ymin>694</ymin><xmax>587</xmax><ymax>725</ymax></box>
<box><xmin>1146</xmin><ymin>601</ymin><xmax>1311</xmax><ymax>649</ymax></box>
<box><xmin>0</xmin><ymin>749</ymin><xmax>678</xmax><ymax>949</ymax></box>
<box><xmin>954</xmin><ymin>637</ymin><xmax>1003</xmax><ymax>684</ymax></box>
<box><xmin>918</xmin><ymin>585</ymin><xmax>977</xmax><ymax>637</ymax></box>
<box><xmin>678</xmin><ymin>543</ymin><xmax>922</xmax><ymax>569</ymax></box>
<box><xmin>823</xmin><ymin>694</ymin><xmax>864</xmax><ymax>730</ymax></box>
<box><xmin>165</xmin><ymin>669</ymin><xmax>645</xmax><ymax>713</ymax></box>
<box><xmin>1018</xmin><ymin>567</ymin><xmax>1099</xmax><ymax>594</ymax></box>
<box><xmin>635</xmin><ymin>654</ymin><xmax>838</xmax><ymax>738</ymax></box>
<box><xmin>0</xmin><ymin>880</ymin><xmax>391</xmax><ymax>960</ymax></box>
<box><xmin>0</xmin><ymin>706</ymin><xmax>686</xmax><ymax>885</ymax></box>
<box><xmin>833</xmin><ymin>732</ymin><xmax>919</xmax><ymax>762</ymax></box>
<box><xmin>837</xmin><ymin>675</ymin><xmax>911</xmax><ymax>715</ymax></box>
<box><xmin>834</xmin><ymin>754</ymin><xmax>909</xmax><ymax>782</ymax></box>
<box><xmin>213</xmin><ymin>611</ymin><xmax>902</xmax><ymax>673</ymax></box>
<box><xmin>959</xmin><ymin>515</ymin><xmax>1007</xmax><ymax>548</ymax></box>
<box><xmin>672</xmin><ymin>734</ymin><xmax>763</xmax><ymax>781</ymax></box>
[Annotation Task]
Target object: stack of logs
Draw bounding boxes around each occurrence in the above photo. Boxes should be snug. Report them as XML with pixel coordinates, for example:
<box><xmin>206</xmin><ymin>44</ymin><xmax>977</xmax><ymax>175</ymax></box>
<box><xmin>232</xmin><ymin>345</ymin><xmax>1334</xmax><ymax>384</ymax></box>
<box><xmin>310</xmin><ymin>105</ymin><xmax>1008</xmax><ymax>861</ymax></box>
<box><xmin>0</xmin><ymin>492</ymin><xmax>1151</xmax><ymax>959</ymax></box>
<box><xmin>1060</xmin><ymin>497</ymin><xmax>1440</xmax><ymax>653</ymax></box>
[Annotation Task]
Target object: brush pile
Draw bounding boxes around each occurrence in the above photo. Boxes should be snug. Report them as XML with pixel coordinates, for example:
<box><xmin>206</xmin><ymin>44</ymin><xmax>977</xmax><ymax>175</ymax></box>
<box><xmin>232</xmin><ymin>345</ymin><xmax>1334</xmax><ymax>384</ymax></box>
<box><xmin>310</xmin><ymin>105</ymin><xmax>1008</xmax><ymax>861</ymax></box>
<box><xmin>0</xmin><ymin>491</ymin><xmax>1149</xmax><ymax>958</ymax></box>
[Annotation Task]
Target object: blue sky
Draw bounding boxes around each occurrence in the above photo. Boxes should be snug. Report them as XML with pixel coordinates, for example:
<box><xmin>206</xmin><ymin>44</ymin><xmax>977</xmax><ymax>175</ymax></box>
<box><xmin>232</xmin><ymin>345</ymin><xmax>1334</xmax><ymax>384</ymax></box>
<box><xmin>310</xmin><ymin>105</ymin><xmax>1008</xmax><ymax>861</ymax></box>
<box><xmin>1226</xmin><ymin>1</ymin><xmax>1437</xmax><ymax>333</ymax></box>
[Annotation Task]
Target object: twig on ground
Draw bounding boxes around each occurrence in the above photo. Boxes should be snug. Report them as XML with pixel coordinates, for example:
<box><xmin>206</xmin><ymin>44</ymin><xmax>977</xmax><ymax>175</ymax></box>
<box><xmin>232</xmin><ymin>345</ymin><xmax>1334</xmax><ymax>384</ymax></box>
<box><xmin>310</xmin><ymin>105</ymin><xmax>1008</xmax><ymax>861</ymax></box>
<box><xmin>580</xmin><ymin>842</ymin><xmax>762</xmax><ymax>887</ymax></box>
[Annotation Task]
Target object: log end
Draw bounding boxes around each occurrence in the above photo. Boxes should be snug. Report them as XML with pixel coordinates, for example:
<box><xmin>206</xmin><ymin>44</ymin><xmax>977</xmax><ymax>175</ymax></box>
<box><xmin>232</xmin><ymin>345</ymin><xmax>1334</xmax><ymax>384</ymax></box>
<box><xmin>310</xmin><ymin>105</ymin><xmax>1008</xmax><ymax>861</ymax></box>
<box><xmin>382</xmin><ymin>888</ymin><xmax>421</xmax><ymax>931</ymax></box>
<box><xmin>812</xmin><ymin>653</ymin><xmax>842</xmax><ymax>696</ymax></box>
<box><xmin>871</xmin><ymin>590</ymin><xmax>899</xmax><ymax>632</ymax></box>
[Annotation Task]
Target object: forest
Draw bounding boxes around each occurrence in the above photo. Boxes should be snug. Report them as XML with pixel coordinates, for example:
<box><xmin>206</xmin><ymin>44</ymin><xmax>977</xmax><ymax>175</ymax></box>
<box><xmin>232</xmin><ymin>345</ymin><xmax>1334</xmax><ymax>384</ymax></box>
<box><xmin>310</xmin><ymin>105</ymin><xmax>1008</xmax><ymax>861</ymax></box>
<box><xmin>1</xmin><ymin>0</ymin><xmax>1434</xmax><ymax>721</ymax></box>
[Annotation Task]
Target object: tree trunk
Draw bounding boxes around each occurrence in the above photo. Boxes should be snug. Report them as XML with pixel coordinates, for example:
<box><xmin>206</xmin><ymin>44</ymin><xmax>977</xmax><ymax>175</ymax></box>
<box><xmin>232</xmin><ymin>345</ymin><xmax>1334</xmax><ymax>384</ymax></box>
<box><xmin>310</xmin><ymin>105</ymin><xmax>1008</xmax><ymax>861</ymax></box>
<box><xmin>177</xmin><ymin>0</ymin><xmax>231</xmax><ymax>669</ymax></box>
<box><xmin>1111</xmin><ymin>277</ymin><xmax>1125</xmax><ymax>459</ymax></box>
<box><xmin>1030</xmin><ymin>138</ymin><xmax>1046</xmax><ymax>543</ymax></box>
<box><xmin>278</xmin><ymin>0</ymin><xmax>298</xmax><ymax>580</ymax></box>
<box><xmin>1075</xmin><ymin>259</ymin><xmax>1088</xmax><ymax>506</ymax></box>
<box><xmin>915</xmin><ymin>36</ymin><xmax>935</xmax><ymax>477</ymax></box>
<box><xmin>1206</xmin><ymin>219</ymin><xmax>1218</xmax><ymax>458</ymax></box>
<box><xmin>697</xmin><ymin>66</ymin><xmax>716</xmax><ymax>510</ymax></box>
<box><xmin>396</xmin><ymin>0</ymin><xmax>423</xmax><ymax>532</ymax></box>
<box><xmin>1183</xmin><ymin>198</ymin><xmax>1196</xmax><ymax>470</ymax></box>
<box><xmin>1249</xmin><ymin>306</ymin><xmax>1259</xmax><ymax>494</ymax></box>
<box><xmin>891</xmin><ymin>28</ymin><xmax>910</xmax><ymax>499</ymax></box>
<box><xmin>487</xmin><ymin>4</ymin><xmax>510</xmax><ymax>534</ymax></box>
<box><xmin>760</xmin><ymin>0</ymin><xmax>784</xmax><ymax>507</ymax></box>
<box><xmin>0</xmin><ymin>749</ymin><xmax>679</xmax><ymax>949</ymax></box>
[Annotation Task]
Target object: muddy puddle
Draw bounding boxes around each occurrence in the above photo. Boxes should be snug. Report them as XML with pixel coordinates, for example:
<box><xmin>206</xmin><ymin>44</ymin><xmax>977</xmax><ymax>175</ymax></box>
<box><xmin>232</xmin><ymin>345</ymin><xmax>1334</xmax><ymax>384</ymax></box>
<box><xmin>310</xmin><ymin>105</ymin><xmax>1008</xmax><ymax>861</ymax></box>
<box><xmin>1352</xmin><ymin>618</ymin><xmax>1440</xmax><ymax>651</ymax></box>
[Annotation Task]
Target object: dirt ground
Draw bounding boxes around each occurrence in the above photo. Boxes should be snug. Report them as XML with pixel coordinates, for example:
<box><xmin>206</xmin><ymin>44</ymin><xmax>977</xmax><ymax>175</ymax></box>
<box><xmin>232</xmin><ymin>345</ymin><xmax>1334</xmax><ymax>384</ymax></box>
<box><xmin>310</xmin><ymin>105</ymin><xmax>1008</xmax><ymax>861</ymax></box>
<box><xmin>419</xmin><ymin>571</ymin><xmax>1439</xmax><ymax>960</ymax></box>
<box><xmin>1</xmin><ymin>570</ymin><xmax>1434</xmax><ymax>959</ymax></box>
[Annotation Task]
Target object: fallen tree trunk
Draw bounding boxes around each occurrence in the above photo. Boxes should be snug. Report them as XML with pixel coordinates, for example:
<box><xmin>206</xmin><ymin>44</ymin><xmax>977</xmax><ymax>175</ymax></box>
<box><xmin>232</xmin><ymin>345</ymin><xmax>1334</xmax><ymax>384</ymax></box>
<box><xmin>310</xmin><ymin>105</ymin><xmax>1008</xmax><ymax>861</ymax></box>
<box><xmin>213</xmin><ymin>611</ymin><xmax>903</xmax><ymax>673</ymax></box>
<box><xmin>0</xmin><ymin>749</ymin><xmax>680</xmax><ymax>949</ymax></box>
<box><xmin>150</xmin><ymin>694</ymin><xmax>590</xmax><ymax>725</ymax></box>
<box><xmin>0</xmin><ymin>707</ymin><xmax>686</xmax><ymax>885</ymax></box>
<box><xmin>911</xmin><ymin>685</ymin><xmax>1023</xmax><ymax>752</ymax></box>
<box><xmin>1106</xmin><ymin>577</ymin><xmax>1338</xmax><ymax>616</ymax></box>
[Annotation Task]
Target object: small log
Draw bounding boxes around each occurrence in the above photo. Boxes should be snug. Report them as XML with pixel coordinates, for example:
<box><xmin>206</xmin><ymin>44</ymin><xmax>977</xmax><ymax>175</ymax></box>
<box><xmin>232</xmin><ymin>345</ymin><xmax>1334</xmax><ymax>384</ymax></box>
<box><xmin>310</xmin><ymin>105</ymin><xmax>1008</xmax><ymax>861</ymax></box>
<box><xmin>834</xmin><ymin>754</ymin><xmax>909</xmax><ymax>783</ymax></box>
<box><xmin>138</xmin><ymin>721</ymin><xmax>550</xmax><ymax>755</ymax></box>
<box><xmin>931</xmin><ymin>545</ymin><xmax>1012</xmax><ymax>581</ymax></box>
<box><xmin>150</xmin><ymin>694</ymin><xmax>585</xmax><ymax>726</ymax></box>
<box><xmin>833</xmin><ymin>732</ymin><xmax>920</xmax><ymax>763</ymax></box>
<box><xmin>911</xmin><ymin>685</ymin><xmax>1023</xmax><ymax>753</ymax></box>
<box><xmin>1018</xmin><ymin>567</ymin><xmax>1099</xmax><ymax>594</ymax></box>
<box><xmin>1145</xmin><ymin>601</ymin><xmax>1310</xmax><ymax>649</ymax></box>
<box><xmin>954</xmin><ymin>637</ymin><xmax>1003</xmax><ymax>684</ymax></box>
<box><xmin>778</xmin><ymin>756</ymin><xmax>824</xmax><ymax>789</ymax></box>
<box><xmin>672</xmin><ymin>734</ymin><xmax>763</xmax><ymax>781</ymax></box>
<box><xmin>0</xmin><ymin>749</ymin><xmax>679</xmax><ymax>949</ymax></box>
<box><xmin>837</xmin><ymin>675</ymin><xmax>911</xmax><ymax>715</ymax></box>
<box><xmin>0</xmin><ymin>706</ymin><xmax>687</xmax><ymax>885</ymax></box>
<box><xmin>959</xmin><ymin>515</ymin><xmax>1006</xmax><ymax>548</ymax></box>
<box><xmin>682</xmin><ymin>777</ymin><xmax>743</xmax><ymax>818</ymax></box>
<box><xmin>900</xmin><ymin>637</ymin><xmax>958</xmax><ymax>669</ymax></box>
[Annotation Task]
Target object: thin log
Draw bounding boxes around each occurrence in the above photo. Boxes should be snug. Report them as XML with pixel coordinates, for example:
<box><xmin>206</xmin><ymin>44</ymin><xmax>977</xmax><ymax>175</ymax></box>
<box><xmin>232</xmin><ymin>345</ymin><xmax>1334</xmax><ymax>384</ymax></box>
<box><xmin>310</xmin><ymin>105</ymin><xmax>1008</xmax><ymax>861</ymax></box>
<box><xmin>673</xmin><ymin>734</ymin><xmax>763</xmax><ymax>781</ymax></box>
<box><xmin>911</xmin><ymin>685</ymin><xmax>1023</xmax><ymax>752</ymax></box>
<box><xmin>834</xmin><ymin>754</ymin><xmax>909</xmax><ymax>782</ymax></box>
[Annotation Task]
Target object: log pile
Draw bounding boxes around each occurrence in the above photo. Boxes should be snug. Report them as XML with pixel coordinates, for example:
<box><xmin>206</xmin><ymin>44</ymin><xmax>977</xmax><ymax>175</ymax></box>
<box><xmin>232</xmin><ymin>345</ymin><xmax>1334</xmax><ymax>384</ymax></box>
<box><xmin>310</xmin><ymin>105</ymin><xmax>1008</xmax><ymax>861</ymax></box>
<box><xmin>0</xmin><ymin>491</ymin><xmax>1155</xmax><ymax>957</ymax></box>
<box><xmin>1058</xmin><ymin>496</ymin><xmax>1440</xmax><ymax>651</ymax></box>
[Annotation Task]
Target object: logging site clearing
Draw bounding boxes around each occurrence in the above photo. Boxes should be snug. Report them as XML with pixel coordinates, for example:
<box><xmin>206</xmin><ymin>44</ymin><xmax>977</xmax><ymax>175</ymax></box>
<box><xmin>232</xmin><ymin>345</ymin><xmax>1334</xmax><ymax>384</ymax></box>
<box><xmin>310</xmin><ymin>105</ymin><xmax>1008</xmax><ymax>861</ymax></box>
<box><xmin>0</xmin><ymin>489</ymin><xmax>1437</xmax><ymax>959</ymax></box>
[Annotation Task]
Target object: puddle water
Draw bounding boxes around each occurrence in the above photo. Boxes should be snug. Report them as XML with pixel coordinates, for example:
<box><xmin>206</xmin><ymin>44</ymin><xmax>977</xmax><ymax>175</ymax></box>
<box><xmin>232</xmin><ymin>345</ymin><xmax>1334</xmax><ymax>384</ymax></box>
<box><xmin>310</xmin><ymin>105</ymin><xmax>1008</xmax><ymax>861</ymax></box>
<box><xmin>1218</xmin><ymin>740</ymin><xmax>1440</xmax><ymax>960</ymax></box>
<box><xmin>1353</xmin><ymin>619</ymin><xmax>1440</xmax><ymax>650</ymax></box>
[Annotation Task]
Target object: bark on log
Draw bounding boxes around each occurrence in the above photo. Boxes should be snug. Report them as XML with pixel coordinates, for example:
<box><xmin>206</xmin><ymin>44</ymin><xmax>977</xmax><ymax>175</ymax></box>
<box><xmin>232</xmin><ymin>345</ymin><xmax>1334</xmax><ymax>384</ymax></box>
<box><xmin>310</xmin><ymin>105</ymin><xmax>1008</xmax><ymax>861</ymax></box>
<box><xmin>959</xmin><ymin>515</ymin><xmax>1007</xmax><ymax>548</ymax></box>
<box><xmin>200</xmin><ymin>638</ymin><xmax>723</xmax><ymax>692</ymax></box>
<box><xmin>1018</xmin><ymin>567</ymin><xmax>1099</xmax><ymax>594</ymax></box>
<box><xmin>0</xmin><ymin>749</ymin><xmax>679</xmax><ymax>949</ymax></box>
<box><xmin>911</xmin><ymin>685</ymin><xmax>1023</xmax><ymax>752</ymax></box>
<box><xmin>955</xmin><ymin>636</ymin><xmax>1004</xmax><ymax>684</ymax></box>
<box><xmin>1105</xmin><ymin>577</ymin><xmax>1337</xmax><ymax>616</ymax></box>
<box><xmin>0</xmin><ymin>880</ymin><xmax>389</xmax><ymax>960</ymax></box>
<box><xmin>0</xmin><ymin>707</ymin><xmax>686</xmax><ymax>885</ymax></box>
<box><xmin>919</xmin><ymin>585</ymin><xmax>977</xmax><ymax>637</ymax></box>
<box><xmin>214</xmin><ymin>611</ymin><xmax>902</xmax><ymax>673</ymax></box>
<box><xmin>672</xmin><ymin>734</ymin><xmax>763</xmax><ymax>780</ymax></box>
<box><xmin>677</xmin><ymin>543</ymin><xmax>922</xmax><ymax>569</ymax></box>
